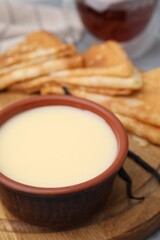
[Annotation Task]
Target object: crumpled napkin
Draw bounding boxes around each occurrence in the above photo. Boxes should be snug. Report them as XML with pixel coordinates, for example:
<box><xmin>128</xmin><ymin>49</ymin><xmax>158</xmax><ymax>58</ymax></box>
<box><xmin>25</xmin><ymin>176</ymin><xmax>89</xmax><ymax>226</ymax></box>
<box><xmin>85</xmin><ymin>0</ymin><xmax>131</xmax><ymax>12</ymax></box>
<box><xmin>0</xmin><ymin>0</ymin><xmax>83</xmax><ymax>53</ymax></box>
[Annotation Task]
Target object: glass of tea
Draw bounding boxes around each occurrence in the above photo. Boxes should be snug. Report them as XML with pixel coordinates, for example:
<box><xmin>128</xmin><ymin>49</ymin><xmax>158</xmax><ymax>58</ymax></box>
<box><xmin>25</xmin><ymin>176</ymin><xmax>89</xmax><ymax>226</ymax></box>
<box><xmin>63</xmin><ymin>0</ymin><xmax>160</xmax><ymax>58</ymax></box>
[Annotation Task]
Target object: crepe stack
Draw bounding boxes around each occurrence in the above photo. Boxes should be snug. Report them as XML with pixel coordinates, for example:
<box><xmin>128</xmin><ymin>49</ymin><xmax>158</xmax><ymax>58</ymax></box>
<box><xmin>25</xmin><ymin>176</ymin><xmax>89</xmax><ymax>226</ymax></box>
<box><xmin>0</xmin><ymin>31</ymin><xmax>83</xmax><ymax>91</ymax></box>
<box><xmin>41</xmin><ymin>68</ymin><xmax>160</xmax><ymax>146</ymax></box>
<box><xmin>8</xmin><ymin>40</ymin><xmax>143</xmax><ymax>95</ymax></box>
<box><xmin>39</xmin><ymin>41</ymin><xmax>142</xmax><ymax>96</ymax></box>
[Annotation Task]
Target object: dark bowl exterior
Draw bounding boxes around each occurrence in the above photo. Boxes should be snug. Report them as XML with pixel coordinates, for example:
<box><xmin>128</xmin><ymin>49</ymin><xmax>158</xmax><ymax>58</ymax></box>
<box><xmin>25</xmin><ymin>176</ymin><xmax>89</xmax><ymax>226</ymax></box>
<box><xmin>0</xmin><ymin>95</ymin><xmax>128</xmax><ymax>227</ymax></box>
<box><xmin>0</xmin><ymin>175</ymin><xmax>115</xmax><ymax>228</ymax></box>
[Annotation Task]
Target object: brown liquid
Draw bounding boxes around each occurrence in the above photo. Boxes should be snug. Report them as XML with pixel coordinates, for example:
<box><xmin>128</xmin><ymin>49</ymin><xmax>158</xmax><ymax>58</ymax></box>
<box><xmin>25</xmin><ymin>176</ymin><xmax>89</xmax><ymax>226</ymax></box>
<box><xmin>77</xmin><ymin>0</ymin><xmax>157</xmax><ymax>42</ymax></box>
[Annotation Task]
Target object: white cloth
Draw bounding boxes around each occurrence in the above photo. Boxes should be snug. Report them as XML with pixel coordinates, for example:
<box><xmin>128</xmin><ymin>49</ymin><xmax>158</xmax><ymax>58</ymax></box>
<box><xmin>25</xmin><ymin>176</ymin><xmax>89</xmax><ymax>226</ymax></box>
<box><xmin>0</xmin><ymin>0</ymin><xmax>83</xmax><ymax>53</ymax></box>
<box><xmin>85</xmin><ymin>0</ymin><xmax>131</xmax><ymax>12</ymax></box>
<box><xmin>0</xmin><ymin>0</ymin><xmax>159</xmax><ymax>65</ymax></box>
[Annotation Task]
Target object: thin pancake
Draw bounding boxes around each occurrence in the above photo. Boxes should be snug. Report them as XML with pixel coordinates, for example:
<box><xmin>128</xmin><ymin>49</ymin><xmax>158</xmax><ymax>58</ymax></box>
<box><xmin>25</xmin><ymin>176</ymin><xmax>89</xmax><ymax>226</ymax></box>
<box><xmin>49</xmin><ymin>62</ymin><xmax>134</xmax><ymax>78</ymax></box>
<box><xmin>0</xmin><ymin>31</ymin><xmax>76</xmax><ymax>69</ymax></box>
<box><xmin>0</xmin><ymin>55</ymin><xmax>83</xmax><ymax>90</ymax></box>
<box><xmin>115</xmin><ymin>114</ymin><xmax>160</xmax><ymax>146</ymax></box>
<box><xmin>51</xmin><ymin>68</ymin><xmax>142</xmax><ymax>90</ymax></box>
<box><xmin>83</xmin><ymin>41</ymin><xmax>129</xmax><ymax>67</ymax></box>
<box><xmin>0</xmin><ymin>55</ymin><xmax>83</xmax><ymax>89</ymax></box>
<box><xmin>4</xmin><ymin>31</ymin><xmax>64</xmax><ymax>56</ymax></box>
<box><xmin>83</xmin><ymin>41</ymin><xmax>134</xmax><ymax>77</ymax></box>
<box><xmin>9</xmin><ymin>74</ymin><xmax>133</xmax><ymax>96</ymax></box>
<box><xmin>68</xmin><ymin>68</ymin><xmax>160</xmax><ymax>127</ymax></box>
<box><xmin>8</xmin><ymin>75</ymin><xmax>54</xmax><ymax>94</ymax></box>
<box><xmin>99</xmin><ymin>69</ymin><xmax>160</xmax><ymax>127</ymax></box>
<box><xmin>0</xmin><ymin>45</ymin><xmax>76</xmax><ymax>76</ymax></box>
<box><xmin>39</xmin><ymin>82</ymin><xmax>133</xmax><ymax>96</ymax></box>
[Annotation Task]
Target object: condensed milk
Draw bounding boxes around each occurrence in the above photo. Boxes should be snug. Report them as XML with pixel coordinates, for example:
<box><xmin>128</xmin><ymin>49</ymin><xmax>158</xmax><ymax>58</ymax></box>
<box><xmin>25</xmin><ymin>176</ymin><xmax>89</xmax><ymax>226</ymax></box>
<box><xmin>0</xmin><ymin>106</ymin><xmax>118</xmax><ymax>188</ymax></box>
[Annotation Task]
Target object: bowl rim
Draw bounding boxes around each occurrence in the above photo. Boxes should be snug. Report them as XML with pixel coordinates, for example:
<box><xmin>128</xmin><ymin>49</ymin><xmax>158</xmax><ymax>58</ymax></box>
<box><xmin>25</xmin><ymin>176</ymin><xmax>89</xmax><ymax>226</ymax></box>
<box><xmin>0</xmin><ymin>95</ymin><xmax>128</xmax><ymax>196</ymax></box>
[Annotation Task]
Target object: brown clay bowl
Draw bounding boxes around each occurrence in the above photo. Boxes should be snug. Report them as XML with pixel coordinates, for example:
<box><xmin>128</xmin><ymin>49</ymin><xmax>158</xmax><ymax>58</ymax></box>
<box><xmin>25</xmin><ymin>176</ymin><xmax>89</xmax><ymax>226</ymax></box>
<box><xmin>0</xmin><ymin>95</ymin><xmax>128</xmax><ymax>228</ymax></box>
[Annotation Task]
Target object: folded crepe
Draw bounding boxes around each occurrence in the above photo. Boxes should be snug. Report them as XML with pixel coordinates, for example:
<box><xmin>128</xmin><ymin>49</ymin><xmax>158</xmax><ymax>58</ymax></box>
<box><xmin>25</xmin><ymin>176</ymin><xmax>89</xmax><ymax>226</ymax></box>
<box><xmin>9</xmin><ymin>77</ymin><xmax>132</xmax><ymax>95</ymax></box>
<box><xmin>9</xmin><ymin>75</ymin><xmax>55</xmax><ymax>94</ymax></box>
<box><xmin>51</xmin><ymin>68</ymin><xmax>142</xmax><ymax>90</ymax></box>
<box><xmin>0</xmin><ymin>31</ymin><xmax>83</xmax><ymax>90</ymax></box>
<box><xmin>9</xmin><ymin>65</ymin><xmax>140</xmax><ymax>95</ymax></box>
<box><xmin>40</xmin><ymin>83</ymin><xmax>133</xmax><ymax>102</ymax></box>
<box><xmin>0</xmin><ymin>55</ymin><xmax>83</xmax><ymax>90</ymax></box>
<box><xmin>0</xmin><ymin>45</ymin><xmax>76</xmax><ymax>77</ymax></box>
<box><xmin>97</xmin><ymin>68</ymin><xmax>160</xmax><ymax>127</ymax></box>
<box><xmin>3</xmin><ymin>31</ymin><xmax>64</xmax><ymax>56</ymax></box>
<box><xmin>65</xmin><ymin>68</ymin><xmax>160</xmax><ymax>127</ymax></box>
<box><xmin>46</xmin><ymin>41</ymin><xmax>142</xmax><ymax>94</ymax></box>
<box><xmin>83</xmin><ymin>41</ymin><xmax>133</xmax><ymax>72</ymax></box>
<box><xmin>0</xmin><ymin>31</ymin><xmax>76</xmax><ymax>70</ymax></box>
<box><xmin>115</xmin><ymin>113</ymin><xmax>160</xmax><ymax>146</ymax></box>
<box><xmin>48</xmin><ymin>62</ymin><xmax>133</xmax><ymax>78</ymax></box>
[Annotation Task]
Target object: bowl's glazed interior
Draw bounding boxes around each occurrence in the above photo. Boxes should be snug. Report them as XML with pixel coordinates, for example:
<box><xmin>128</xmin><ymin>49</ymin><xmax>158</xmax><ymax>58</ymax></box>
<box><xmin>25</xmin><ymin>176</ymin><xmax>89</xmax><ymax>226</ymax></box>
<box><xmin>0</xmin><ymin>95</ymin><xmax>128</xmax><ymax>227</ymax></box>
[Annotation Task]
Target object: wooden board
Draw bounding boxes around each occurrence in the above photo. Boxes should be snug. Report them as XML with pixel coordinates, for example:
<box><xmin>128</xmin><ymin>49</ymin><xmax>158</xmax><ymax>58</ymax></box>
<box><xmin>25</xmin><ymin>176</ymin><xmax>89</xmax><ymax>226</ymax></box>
<box><xmin>0</xmin><ymin>93</ymin><xmax>160</xmax><ymax>240</ymax></box>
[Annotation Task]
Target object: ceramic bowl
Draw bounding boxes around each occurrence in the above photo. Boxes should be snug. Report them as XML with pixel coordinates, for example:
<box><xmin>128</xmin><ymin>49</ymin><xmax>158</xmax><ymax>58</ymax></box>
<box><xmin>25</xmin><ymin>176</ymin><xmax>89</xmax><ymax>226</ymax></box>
<box><xmin>0</xmin><ymin>95</ymin><xmax>128</xmax><ymax>228</ymax></box>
